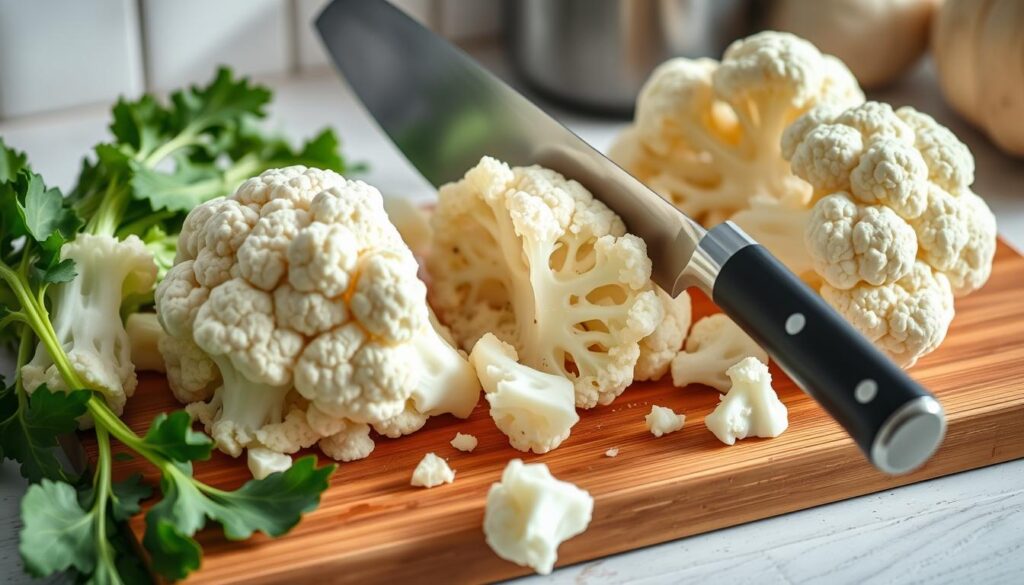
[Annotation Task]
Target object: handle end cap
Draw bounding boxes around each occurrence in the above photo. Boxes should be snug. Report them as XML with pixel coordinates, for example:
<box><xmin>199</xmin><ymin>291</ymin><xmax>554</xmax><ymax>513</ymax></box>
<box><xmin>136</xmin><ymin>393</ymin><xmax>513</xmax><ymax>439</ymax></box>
<box><xmin>871</xmin><ymin>396</ymin><xmax>946</xmax><ymax>475</ymax></box>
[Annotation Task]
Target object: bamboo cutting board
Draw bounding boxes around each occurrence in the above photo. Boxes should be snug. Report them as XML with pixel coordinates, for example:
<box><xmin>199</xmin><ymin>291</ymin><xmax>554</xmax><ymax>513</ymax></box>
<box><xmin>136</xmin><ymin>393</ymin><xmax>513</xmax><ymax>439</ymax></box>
<box><xmin>86</xmin><ymin>240</ymin><xmax>1024</xmax><ymax>584</ymax></box>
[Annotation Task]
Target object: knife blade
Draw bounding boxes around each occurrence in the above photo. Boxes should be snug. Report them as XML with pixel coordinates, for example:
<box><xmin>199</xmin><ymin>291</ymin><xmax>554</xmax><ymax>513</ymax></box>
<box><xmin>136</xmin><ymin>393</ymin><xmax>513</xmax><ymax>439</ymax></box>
<box><xmin>316</xmin><ymin>0</ymin><xmax>946</xmax><ymax>475</ymax></box>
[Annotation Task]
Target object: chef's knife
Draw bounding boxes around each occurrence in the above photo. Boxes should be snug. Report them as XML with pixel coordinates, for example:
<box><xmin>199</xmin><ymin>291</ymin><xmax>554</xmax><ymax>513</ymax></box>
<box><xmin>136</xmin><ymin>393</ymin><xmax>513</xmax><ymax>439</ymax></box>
<box><xmin>316</xmin><ymin>0</ymin><xmax>946</xmax><ymax>475</ymax></box>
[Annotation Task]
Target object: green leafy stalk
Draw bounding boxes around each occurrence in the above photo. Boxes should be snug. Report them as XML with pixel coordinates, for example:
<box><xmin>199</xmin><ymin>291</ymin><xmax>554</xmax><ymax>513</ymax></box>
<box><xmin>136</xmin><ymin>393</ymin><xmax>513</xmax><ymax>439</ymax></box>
<box><xmin>2</xmin><ymin>148</ymin><xmax>335</xmax><ymax>583</ymax></box>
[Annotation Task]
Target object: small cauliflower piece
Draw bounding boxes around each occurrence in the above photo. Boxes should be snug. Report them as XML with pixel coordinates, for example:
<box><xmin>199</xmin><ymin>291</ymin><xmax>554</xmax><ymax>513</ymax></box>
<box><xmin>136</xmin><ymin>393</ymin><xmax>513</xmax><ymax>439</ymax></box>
<box><xmin>484</xmin><ymin>459</ymin><xmax>594</xmax><ymax>576</ymax></box>
<box><xmin>604</xmin><ymin>447</ymin><xmax>620</xmax><ymax>458</ymax></box>
<box><xmin>645</xmin><ymin>405</ymin><xmax>686</xmax><ymax>438</ymax></box>
<box><xmin>705</xmin><ymin>357</ymin><xmax>789</xmax><ymax>445</ymax></box>
<box><xmin>450</xmin><ymin>432</ymin><xmax>478</xmax><ymax>452</ymax></box>
<box><xmin>611</xmin><ymin>31</ymin><xmax>864</xmax><ymax>226</ymax></box>
<box><xmin>125</xmin><ymin>312</ymin><xmax>166</xmax><ymax>373</ymax></box>
<box><xmin>22</xmin><ymin>234</ymin><xmax>157</xmax><ymax>421</ymax></box>
<box><xmin>318</xmin><ymin>420</ymin><xmax>375</xmax><ymax>462</ymax></box>
<box><xmin>410</xmin><ymin>452</ymin><xmax>455</xmax><ymax>488</ymax></box>
<box><xmin>634</xmin><ymin>289</ymin><xmax>692</xmax><ymax>382</ymax></box>
<box><xmin>782</xmin><ymin>102</ymin><xmax>997</xmax><ymax>366</ymax></box>
<box><xmin>429</xmin><ymin>157</ymin><xmax>662</xmax><ymax>409</ymax></box>
<box><xmin>671</xmin><ymin>314</ymin><xmax>768</xmax><ymax>392</ymax></box>
<box><xmin>470</xmin><ymin>333</ymin><xmax>580</xmax><ymax>454</ymax></box>
<box><xmin>247</xmin><ymin>447</ymin><xmax>292</xmax><ymax>480</ymax></box>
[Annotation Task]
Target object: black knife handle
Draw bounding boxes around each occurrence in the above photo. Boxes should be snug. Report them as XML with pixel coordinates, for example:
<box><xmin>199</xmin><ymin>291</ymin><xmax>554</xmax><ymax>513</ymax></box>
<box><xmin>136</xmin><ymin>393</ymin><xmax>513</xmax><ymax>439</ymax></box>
<box><xmin>707</xmin><ymin>235</ymin><xmax>945</xmax><ymax>475</ymax></box>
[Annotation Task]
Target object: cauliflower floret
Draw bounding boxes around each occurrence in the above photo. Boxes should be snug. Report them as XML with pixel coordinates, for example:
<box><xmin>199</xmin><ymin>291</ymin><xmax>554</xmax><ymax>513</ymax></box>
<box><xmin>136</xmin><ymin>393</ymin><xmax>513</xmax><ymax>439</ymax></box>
<box><xmin>450</xmin><ymin>432</ymin><xmax>478</xmax><ymax>452</ymax></box>
<box><xmin>780</xmin><ymin>102</ymin><xmax>997</xmax><ymax>365</ymax></box>
<box><xmin>645</xmin><ymin>405</ymin><xmax>686</xmax><ymax>438</ymax></box>
<box><xmin>634</xmin><ymin>289</ymin><xmax>692</xmax><ymax>382</ymax></box>
<box><xmin>157</xmin><ymin>166</ymin><xmax>472</xmax><ymax>473</ymax></box>
<box><xmin>318</xmin><ymin>420</ymin><xmax>375</xmax><ymax>462</ymax></box>
<box><xmin>410</xmin><ymin>452</ymin><xmax>455</xmax><ymax>488</ymax></box>
<box><xmin>125</xmin><ymin>312</ymin><xmax>166</xmax><ymax>373</ymax></box>
<box><xmin>705</xmin><ymin>357</ymin><xmax>788</xmax><ymax>445</ymax></box>
<box><xmin>484</xmin><ymin>459</ymin><xmax>593</xmax><ymax>576</ymax></box>
<box><xmin>822</xmin><ymin>261</ymin><xmax>954</xmax><ymax>366</ymax></box>
<box><xmin>470</xmin><ymin>333</ymin><xmax>580</xmax><ymax>454</ymax></box>
<box><xmin>429</xmin><ymin>157</ymin><xmax>662</xmax><ymax>408</ymax></box>
<box><xmin>247</xmin><ymin>447</ymin><xmax>292</xmax><ymax>480</ymax></box>
<box><xmin>610</xmin><ymin>31</ymin><xmax>864</xmax><ymax>225</ymax></box>
<box><xmin>22</xmin><ymin>234</ymin><xmax>157</xmax><ymax>422</ymax></box>
<box><xmin>671</xmin><ymin>314</ymin><xmax>768</xmax><ymax>392</ymax></box>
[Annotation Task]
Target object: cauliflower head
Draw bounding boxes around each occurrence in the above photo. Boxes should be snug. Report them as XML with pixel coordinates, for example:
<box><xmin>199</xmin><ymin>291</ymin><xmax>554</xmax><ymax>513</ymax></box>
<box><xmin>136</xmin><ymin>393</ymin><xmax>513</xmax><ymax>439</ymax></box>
<box><xmin>156</xmin><ymin>166</ymin><xmax>479</xmax><ymax>466</ymax></box>
<box><xmin>780</xmin><ymin>102</ymin><xmax>996</xmax><ymax>366</ymax></box>
<box><xmin>429</xmin><ymin>157</ymin><xmax>662</xmax><ymax>408</ymax></box>
<box><xmin>610</xmin><ymin>31</ymin><xmax>864</xmax><ymax>225</ymax></box>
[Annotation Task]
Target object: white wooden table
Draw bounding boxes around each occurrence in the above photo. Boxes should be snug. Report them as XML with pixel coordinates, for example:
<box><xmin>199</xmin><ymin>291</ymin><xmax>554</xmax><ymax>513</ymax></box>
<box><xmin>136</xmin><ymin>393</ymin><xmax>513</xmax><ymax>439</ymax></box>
<box><xmin>1</xmin><ymin>55</ymin><xmax>1022</xmax><ymax>584</ymax></box>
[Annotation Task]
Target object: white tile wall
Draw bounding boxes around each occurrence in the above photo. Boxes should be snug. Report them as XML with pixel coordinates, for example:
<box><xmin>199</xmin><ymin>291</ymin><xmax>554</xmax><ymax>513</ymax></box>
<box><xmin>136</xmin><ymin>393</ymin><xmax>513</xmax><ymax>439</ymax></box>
<box><xmin>0</xmin><ymin>0</ymin><xmax>501</xmax><ymax>119</ymax></box>
<box><xmin>295</xmin><ymin>0</ymin><xmax>439</xmax><ymax>72</ymax></box>
<box><xmin>0</xmin><ymin>0</ymin><xmax>143</xmax><ymax>118</ymax></box>
<box><xmin>141</xmin><ymin>0</ymin><xmax>291</xmax><ymax>91</ymax></box>
<box><xmin>438</xmin><ymin>0</ymin><xmax>500</xmax><ymax>42</ymax></box>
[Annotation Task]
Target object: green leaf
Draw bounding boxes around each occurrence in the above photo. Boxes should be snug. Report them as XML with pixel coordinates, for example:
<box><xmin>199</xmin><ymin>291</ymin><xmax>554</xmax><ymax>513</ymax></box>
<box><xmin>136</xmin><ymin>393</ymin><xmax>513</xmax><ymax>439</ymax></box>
<box><xmin>167</xmin><ymin>67</ymin><xmax>271</xmax><ymax>139</ymax></box>
<box><xmin>129</xmin><ymin>159</ymin><xmax>228</xmax><ymax>214</ymax></box>
<box><xmin>40</xmin><ymin>258</ymin><xmax>77</xmax><ymax>284</ymax></box>
<box><xmin>23</xmin><ymin>174</ymin><xmax>67</xmax><ymax>242</ymax></box>
<box><xmin>141</xmin><ymin>410</ymin><xmax>213</xmax><ymax>462</ymax></box>
<box><xmin>0</xmin><ymin>386</ymin><xmax>89</xmax><ymax>483</ymax></box>
<box><xmin>0</xmin><ymin>137</ymin><xmax>29</xmax><ymax>183</ymax></box>
<box><xmin>109</xmin><ymin>95</ymin><xmax>167</xmax><ymax>158</ymax></box>
<box><xmin>110</xmin><ymin>474</ymin><xmax>152</xmax><ymax>522</ymax></box>
<box><xmin>143</xmin><ymin>519</ymin><xmax>202</xmax><ymax>581</ymax></box>
<box><xmin>19</xmin><ymin>480</ymin><xmax>96</xmax><ymax>577</ymax></box>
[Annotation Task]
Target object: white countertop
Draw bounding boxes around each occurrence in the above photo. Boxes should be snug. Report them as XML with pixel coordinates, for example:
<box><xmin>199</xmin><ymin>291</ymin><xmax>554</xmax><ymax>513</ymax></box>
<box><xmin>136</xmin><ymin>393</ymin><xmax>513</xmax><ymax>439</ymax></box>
<box><xmin>1</xmin><ymin>53</ymin><xmax>1022</xmax><ymax>584</ymax></box>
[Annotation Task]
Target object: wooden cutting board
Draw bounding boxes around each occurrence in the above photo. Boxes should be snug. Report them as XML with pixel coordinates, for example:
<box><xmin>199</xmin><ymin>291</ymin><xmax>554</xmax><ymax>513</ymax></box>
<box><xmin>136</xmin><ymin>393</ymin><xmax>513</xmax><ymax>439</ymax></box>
<box><xmin>85</xmin><ymin>240</ymin><xmax>1024</xmax><ymax>584</ymax></box>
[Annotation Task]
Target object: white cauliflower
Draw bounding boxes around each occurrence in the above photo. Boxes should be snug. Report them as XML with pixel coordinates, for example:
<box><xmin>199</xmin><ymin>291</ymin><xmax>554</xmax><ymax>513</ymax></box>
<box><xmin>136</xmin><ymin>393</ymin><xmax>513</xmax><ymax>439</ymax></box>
<box><xmin>705</xmin><ymin>357</ymin><xmax>789</xmax><ymax>445</ymax></box>
<box><xmin>671</xmin><ymin>314</ymin><xmax>768</xmax><ymax>392</ymax></box>
<box><xmin>450</xmin><ymin>432</ymin><xmax>478</xmax><ymax>452</ymax></box>
<box><xmin>429</xmin><ymin>157</ymin><xmax>662</xmax><ymax>408</ymax></box>
<box><xmin>645</xmin><ymin>405</ymin><xmax>686</xmax><ymax>438</ymax></box>
<box><xmin>383</xmin><ymin>196</ymin><xmax>432</xmax><ymax>258</ymax></box>
<box><xmin>156</xmin><ymin>166</ymin><xmax>480</xmax><ymax>470</ymax></box>
<box><xmin>247</xmin><ymin>447</ymin><xmax>292</xmax><ymax>480</ymax></box>
<box><xmin>610</xmin><ymin>31</ymin><xmax>864</xmax><ymax>226</ymax></box>
<box><xmin>22</xmin><ymin>234</ymin><xmax>157</xmax><ymax>421</ymax></box>
<box><xmin>484</xmin><ymin>459</ymin><xmax>593</xmax><ymax>576</ymax></box>
<box><xmin>125</xmin><ymin>312</ymin><xmax>166</xmax><ymax>373</ymax></box>
<box><xmin>634</xmin><ymin>289</ymin><xmax>692</xmax><ymax>382</ymax></box>
<box><xmin>410</xmin><ymin>452</ymin><xmax>455</xmax><ymax>488</ymax></box>
<box><xmin>778</xmin><ymin>102</ymin><xmax>997</xmax><ymax>366</ymax></box>
<box><xmin>470</xmin><ymin>333</ymin><xmax>579</xmax><ymax>454</ymax></box>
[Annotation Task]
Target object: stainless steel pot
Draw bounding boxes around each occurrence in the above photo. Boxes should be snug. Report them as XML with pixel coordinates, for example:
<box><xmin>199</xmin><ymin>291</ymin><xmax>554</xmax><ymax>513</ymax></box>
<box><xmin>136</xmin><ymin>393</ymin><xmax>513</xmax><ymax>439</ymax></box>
<box><xmin>506</xmin><ymin>0</ymin><xmax>754</xmax><ymax>114</ymax></box>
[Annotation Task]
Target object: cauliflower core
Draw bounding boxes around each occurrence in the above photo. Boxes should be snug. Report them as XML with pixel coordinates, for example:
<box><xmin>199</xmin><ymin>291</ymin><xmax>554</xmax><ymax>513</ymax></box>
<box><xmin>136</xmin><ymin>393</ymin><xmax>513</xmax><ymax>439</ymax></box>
<box><xmin>671</xmin><ymin>314</ymin><xmax>767</xmax><ymax>392</ymax></box>
<box><xmin>484</xmin><ymin>459</ymin><xmax>593</xmax><ymax>575</ymax></box>
<box><xmin>470</xmin><ymin>333</ymin><xmax>580</xmax><ymax>454</ymax></box>
<box><xmin>611</xmin><ymin>31</ymin><xmax>864</xmax><ymax>226</ymax></box>
<box><xmin>429</xmin><ymin>157</ymin><xmax>663</xmax><ymax>408</ymax></box>
<box><xmin>155</xmin><ymin>166</ymin><xmax>481</xmax><ymax>470</ymax></box>
<box><xmin>781</xmin><ymin>102</ymin><xmax>996</xmax><ymax>366</ymax></box>
<box><xmin>645</xmin><ymin>405</ymin><xmax>686</xmax><ymax>438</ymax></box>
<box><xmin>410</xmin><ymin>452</ymin><xmax>455</xmax><ymax>488</ymax></box>
<box><xmin>705</xmin><ymin>357</ymin><xmax>789</xmax><ymax>445</ymax></box>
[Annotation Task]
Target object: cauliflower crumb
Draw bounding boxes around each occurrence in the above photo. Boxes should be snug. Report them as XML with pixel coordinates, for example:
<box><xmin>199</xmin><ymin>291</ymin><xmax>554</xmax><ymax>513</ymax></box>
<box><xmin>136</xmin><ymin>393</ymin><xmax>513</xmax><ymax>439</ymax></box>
<box><xmin>484</xmin><ymin>459</ymin><xmax>593</xmax><ymax>575</ymax></box>
<box><xmin>450</xmin><ymin>432</ymin><xmax>478</xmax><ymax>453</ymax></box>
<box><xmin>410</xmin><ymin>452</ymin><xmax>455</xmax><ymax>488</ymax></box>
<box><xmin>705</xmin><ymin>357</ymin><xmax>789</xmax><ymax>445</ymax></box>
<box><xmin>645</xmin><ymin>406</ymin><xmax>686</xmax><ymax>438</ymax></box>
<box><xmin>246</xmin><ymin>447</ymin><xmax>292</xmax><ymax>480</ymax></box>
<box><xmin>604</xmin><ymin>447</ymin><xmax>620</xmax><ymax>458</ymax></box>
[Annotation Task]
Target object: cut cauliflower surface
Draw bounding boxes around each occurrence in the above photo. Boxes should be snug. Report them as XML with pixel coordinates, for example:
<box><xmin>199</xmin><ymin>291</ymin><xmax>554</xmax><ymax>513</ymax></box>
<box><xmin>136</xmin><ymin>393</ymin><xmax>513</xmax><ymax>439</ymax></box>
<box><xmin>610</xmin><ymin>31</ymin><xmax>864</xmax><ymax>226</ymax></box>
<box><xmin>155</xmin><ymin>166</ymin><xmax>480</xmax><ymax>471</ymax></box>
<box><xmin>705</xmin><ymin>357</ymin><xmax>788</xmax><ymax>445</ymax></box>
<box><xmin>645</xmin><ymin>405</ymin><xmax>686</xmax><ymax>438</ymax></box>
<box><xmin>470</xmin><ymin>333</ymin><xmax>580</xmax><ymax>454</ymax></box>
<box><xmin>671</xmin><ymin>314</ymin><xmax>768</xmax><ymax>392</ymax></box>
<box><xmin>429</xmin><ymin>157</ymin><xmax>662</xmax><ymax>408</ymax></box>
<box><xmin>484</xmin><ymin>459</ymin><xmax>593</xmax><ymax>576</ymax></box>
<box><xmin>410</xmin><ymin>452</ymin><xmax>455</xmax><ymax>488</ymax></box>
<box><xmin>247</xmin><ymin>447</ymin><xmax>292</xmax><ymax>480</ymax></box>
<box><xmin>22</xmin><ymin>234</ymin><xmax>157</xmax><ymax>422</ymax></box>
<box><xmin>779</xmin><ymin>102</ymin><xmax>997</xmax><ymax>366</ymax></box>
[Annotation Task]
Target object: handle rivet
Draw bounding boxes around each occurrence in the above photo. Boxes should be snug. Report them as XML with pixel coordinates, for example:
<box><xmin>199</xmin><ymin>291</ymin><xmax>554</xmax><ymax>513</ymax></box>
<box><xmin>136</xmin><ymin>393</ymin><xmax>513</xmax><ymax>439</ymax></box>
<box><xmin>785</xmin><ymin>313</ymin><xmax>806</xmax><ymax>335</ymax></box>
<box><xmin>855</xmin><ymin>379</ymin><xmax>878</xmax><ymax>404</ymax></box>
